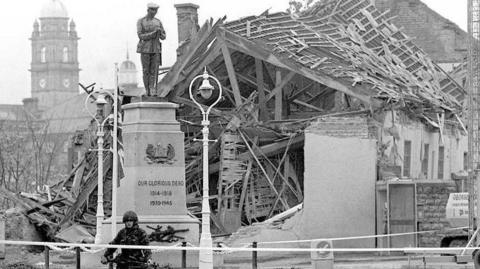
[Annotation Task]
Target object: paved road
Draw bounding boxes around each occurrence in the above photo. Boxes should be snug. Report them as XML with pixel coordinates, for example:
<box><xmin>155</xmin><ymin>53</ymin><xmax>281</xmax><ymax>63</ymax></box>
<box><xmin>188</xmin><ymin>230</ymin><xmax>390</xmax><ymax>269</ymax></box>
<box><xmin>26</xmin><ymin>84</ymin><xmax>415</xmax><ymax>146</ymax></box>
<box><xmin>7</xmin><ymin>251</ymin><xmax>476</xmax><ymax>269</ymax></box>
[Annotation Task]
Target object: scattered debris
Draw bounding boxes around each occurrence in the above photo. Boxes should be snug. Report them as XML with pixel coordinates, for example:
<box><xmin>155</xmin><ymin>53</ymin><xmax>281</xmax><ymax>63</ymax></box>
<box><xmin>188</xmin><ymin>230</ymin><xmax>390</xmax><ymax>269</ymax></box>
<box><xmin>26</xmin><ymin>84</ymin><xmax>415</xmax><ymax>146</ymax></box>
<box><xmin>0</xmin><ymin>0</ymin><xmax>467</xmax><ymax>243</ymax></box>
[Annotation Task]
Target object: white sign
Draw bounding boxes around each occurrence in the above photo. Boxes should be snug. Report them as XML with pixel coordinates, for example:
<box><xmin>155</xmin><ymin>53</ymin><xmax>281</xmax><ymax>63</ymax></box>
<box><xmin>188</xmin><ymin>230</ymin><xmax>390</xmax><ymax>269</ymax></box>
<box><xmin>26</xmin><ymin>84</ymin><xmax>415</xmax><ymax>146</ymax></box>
<box><xmin>445</xmin><ymin>192</ymin><xmax>469</xmax><ymax>228</ymax></box>
<box><xmin>311</xmin><ymin>240</ymin><xmax>334</xmax><ymax>260</ymax></box>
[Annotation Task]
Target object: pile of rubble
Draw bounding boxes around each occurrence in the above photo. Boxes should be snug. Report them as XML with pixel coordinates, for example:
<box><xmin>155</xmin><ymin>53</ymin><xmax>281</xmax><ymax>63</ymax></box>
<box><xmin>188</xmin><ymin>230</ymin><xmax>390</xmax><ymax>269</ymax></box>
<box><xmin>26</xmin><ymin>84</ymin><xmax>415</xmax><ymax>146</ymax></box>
<box><xmin>0</xmin><ymin>111</ymin><xmax>112</xmax><ymax>242</ymax></box>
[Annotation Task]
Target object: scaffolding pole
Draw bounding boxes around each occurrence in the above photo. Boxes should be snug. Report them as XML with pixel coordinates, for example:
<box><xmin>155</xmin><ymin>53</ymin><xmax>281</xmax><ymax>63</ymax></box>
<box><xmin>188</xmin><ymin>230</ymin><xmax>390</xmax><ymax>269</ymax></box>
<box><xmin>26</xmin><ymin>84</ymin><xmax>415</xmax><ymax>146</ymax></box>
<box><xmin>468</xmin><ymin>0</ymin><xmax>480</xmax><ymax>245</ymax></box>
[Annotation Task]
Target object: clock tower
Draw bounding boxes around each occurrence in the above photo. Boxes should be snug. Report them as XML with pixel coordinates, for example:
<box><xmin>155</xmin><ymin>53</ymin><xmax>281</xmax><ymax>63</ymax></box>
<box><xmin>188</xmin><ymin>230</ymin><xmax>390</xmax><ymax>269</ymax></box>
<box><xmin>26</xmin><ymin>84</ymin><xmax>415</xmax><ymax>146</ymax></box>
<box><xmin>30</xmin><ymin>0</ymin><xmax>80</xmax><ymax>110</ymax></box>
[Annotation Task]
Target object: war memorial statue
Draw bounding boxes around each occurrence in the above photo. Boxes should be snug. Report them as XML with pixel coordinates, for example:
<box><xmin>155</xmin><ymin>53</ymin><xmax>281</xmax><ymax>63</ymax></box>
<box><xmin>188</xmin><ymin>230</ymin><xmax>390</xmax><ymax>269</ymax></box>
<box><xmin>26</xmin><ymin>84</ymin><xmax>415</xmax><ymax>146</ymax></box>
<box><xmin>137</xmin><ymin>2</ymin><xmax>166</xmax><ymax>96</ymax></box>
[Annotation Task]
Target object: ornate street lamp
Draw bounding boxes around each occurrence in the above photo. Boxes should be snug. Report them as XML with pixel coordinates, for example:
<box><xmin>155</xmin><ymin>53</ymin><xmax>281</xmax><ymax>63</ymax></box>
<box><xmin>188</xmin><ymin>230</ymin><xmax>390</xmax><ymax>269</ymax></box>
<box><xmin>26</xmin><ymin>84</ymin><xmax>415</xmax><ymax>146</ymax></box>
<box><xmin>84</xmin><ymin>88</ymin><xmax>118</xmax><ymax>244</ymax></box>
<box><xmin>189</xmin><ymin>68</ymin><xmax>222</xmax><ymax>269</ymax></box>
<box><xmin>112</xmin><ymin>63</ymin><xmax>119</xmax><ymax>240</ymax></box>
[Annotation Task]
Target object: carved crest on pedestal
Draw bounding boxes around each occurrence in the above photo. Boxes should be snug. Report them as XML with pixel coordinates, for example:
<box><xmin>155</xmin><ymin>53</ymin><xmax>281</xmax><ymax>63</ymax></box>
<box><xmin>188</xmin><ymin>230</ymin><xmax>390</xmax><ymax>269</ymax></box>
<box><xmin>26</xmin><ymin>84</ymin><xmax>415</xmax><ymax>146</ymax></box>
<box><xmin>145</xmin><ymin>143</ymin><xmax>175</xmax><ymax>164</ymax></box>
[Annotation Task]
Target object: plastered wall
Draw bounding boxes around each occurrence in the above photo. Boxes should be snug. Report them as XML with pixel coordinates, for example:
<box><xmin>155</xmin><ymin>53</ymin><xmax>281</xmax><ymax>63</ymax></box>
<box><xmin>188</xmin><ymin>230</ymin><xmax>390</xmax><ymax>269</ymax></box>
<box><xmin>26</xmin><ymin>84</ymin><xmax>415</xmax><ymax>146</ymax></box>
<box><xmin>298</xmin><ymin>133</ymin><xmax>377</xmax><ymax>248</ymax></box>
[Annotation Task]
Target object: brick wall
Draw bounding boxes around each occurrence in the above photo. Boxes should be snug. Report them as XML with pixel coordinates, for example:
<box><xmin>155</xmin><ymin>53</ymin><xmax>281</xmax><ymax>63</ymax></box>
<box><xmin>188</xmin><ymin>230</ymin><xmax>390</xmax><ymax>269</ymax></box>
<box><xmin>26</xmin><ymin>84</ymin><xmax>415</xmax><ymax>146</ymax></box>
<box><xmin>416</xmin><ymin>182</ymin><xmax>463</xmax><ymax>247</ymax></box>
<box><xmin>306</xmin><ymin>116</ymin><xmax>377</xmax><ymax>139</ymax></box>
<box><xmin>374</xmin><ymin>0</ymin><xmax>467</xmax><ymax>64</ymax></box>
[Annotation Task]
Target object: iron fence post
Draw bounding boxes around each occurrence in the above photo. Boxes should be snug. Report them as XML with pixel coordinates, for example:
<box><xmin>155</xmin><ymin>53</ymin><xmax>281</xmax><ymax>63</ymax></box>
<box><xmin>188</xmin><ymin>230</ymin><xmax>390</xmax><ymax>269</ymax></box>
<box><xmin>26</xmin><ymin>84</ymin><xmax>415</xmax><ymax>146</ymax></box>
<box><xmin>44</xmin><ymin>246</ymin><xmax>49</xmax><ymax>269</ymax></box>
<box><xmin>182</xmin><ymin>241</ymin><xmax>187</xmax><ymax>268</ymax></box>
<box><xmin>76</xmin><ymin>247</ymin><xmax>81</xmax><ymax>269</ymax></box>
<box><xmin>252</xmin><ymin>242</ymin><xmax>257</xmax><ymax>269</ymax></box>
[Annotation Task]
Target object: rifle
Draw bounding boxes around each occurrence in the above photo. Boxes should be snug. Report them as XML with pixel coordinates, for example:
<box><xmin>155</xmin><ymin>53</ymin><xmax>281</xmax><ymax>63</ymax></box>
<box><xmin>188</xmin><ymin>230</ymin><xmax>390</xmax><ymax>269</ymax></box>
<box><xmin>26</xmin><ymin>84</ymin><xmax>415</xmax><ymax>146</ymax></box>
<box><xmin>146</xmin><ymin>225</ymin><xmax>189</xmax><ymax>243</ymax></box>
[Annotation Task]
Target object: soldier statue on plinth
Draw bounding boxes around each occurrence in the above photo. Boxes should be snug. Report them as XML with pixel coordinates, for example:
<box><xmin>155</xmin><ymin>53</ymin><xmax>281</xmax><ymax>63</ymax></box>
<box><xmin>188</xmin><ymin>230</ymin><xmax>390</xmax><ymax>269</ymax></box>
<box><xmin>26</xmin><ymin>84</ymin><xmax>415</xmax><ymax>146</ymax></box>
<box><xmin>137</xmin><ymin>2</ymin><xmax>166</xmax><ymax>96</ymax></box>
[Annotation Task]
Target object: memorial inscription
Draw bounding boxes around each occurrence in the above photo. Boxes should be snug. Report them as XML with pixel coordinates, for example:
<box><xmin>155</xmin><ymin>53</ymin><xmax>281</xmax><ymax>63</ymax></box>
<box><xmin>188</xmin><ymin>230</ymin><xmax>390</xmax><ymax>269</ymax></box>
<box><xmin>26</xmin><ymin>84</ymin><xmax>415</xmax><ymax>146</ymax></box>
<box><xmin>136</xmin><ymin>178</ymin><xmax>185</xmax><ymax>213</ymax></box>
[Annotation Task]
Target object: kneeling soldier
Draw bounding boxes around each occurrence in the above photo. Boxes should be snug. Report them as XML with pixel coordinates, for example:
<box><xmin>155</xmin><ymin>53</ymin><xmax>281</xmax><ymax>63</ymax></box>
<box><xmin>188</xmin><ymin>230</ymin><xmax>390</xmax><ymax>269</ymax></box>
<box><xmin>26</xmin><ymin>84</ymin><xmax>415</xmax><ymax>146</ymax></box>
<box><xmin>101</xmin><ymin>211</ymin><xmax>152</xmax><ymax>268</ymax></box>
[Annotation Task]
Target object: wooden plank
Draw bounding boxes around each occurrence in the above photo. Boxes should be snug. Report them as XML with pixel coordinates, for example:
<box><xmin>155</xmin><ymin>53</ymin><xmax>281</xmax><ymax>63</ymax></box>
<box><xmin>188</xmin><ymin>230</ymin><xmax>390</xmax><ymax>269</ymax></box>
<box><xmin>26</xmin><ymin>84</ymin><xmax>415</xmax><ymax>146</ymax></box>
<box><xmin>288</xmin><ymin>81</ymin><xmax>315</xmax><ymax>101</ymax></box>
<box><xmin>220</xmin><ymin>29</ymin><xmax>380</xmax><ymax>108</ymax></box>
<box><xmin>292</xmin><ymin>99</ymin><xmax>323</xmax><ymax>112</ymax></box>
<box><xmin>18</xmin><ymin>195</ymin><xmax>64</xmax><ymax>219</ymax></box>
<box><xmin>219</xmin><ymin>33</ymin><xmax>243</xmax><ymax>107</ymax></box>
<box><xmin>267</xmin><ymin>157</ymin><xmax>290</xmax><ymax>218</ymax></box>
<box><xmin>306</xmin><ymin>88</ymin><xmax>331</xmax><ymax>103</ymax></box>
<box><xmin>0</xmin><ymin>186</ymin><xmax>33</xmax><ymax>211</ymax></box>
<box><xmin>236</xmin><ymin>73</ymin><xmax>324</xmax><ymax>113</ymax></box>
<box><xmin>238</xmin><ymin>134</ymin><xmax>304</xmax><ymax>161</ymax></box>
<box><xmin>255</xmin><ymin>59</ymin><xmax>268</xmax><ymax>121</ymax></box>
<box><xmin>238</xmin><ymin>133</ymin><xmax>302</xmax><ymax>203</ymax></box>
<box><xmin>71</xmin><ymin>162</ymin><xmax>86</xmax><ymax>197</ymax></box>
<box><xmin>247</xmin><ymin>173</ymin><xmax>255</xmax><ymax>224</ymax></box>
<box><xmin>239</xmin><ymin>137</ymin><xmax>257</xmax><ymax>214</ymax></box>
<box><xmin>59</xmin><ymin>154</ymin><xmax>112</xmax><ymax>226</ymax></box>
<box><xmin>0</xmin><ymin>186</ymin><xmax>62</xmax><ymax>223</ymax></box>
<box><xmin>173</xmin><ymin>41</ymin><xmax>223</xmax><ymax>98</ymax></box>
<box><xmin>25</xmin><ymin>198</ymin><xmax>67</xmax><ymax>215</ymax></box>
<box><xmin>210</xmin><ymin>213</ymin><xmax>228</xmax><ymax>234</ymax></box>
<box><xmin>206</xmin><ymin>67</ymin><xmax>248</xmax><ymax>103</ymax></box>
<box><xmin>51</xmin><ymin>156</ymin><xmax>86</xmax><ymax>191</ymax></box>
<box><xmin>286</xmin><ymin>157</ymin><xmax>303</xmax><ymax>202</ymax></box>
<box><xmin>274</xmin><ymin>70</ymin><xmax>283</xmax><ymax>120</ymax></box>
<box><xmin>171</xmin><ymin>96</ymin><xmax>223</xmax><ymax>116</ymax></box>
<box><xmin>238</xmin><ymin>131</ymin><xmax>289</xmax><ymax>210</ymax></box>
<box><xmin>158</xmin><ymin>19</ymin><xmax>220</xmax><ymax>97</ymax></box>
<box><xmin>268</xmin><ymin>71</ymin><xmax>295</xmax><ymax>103</ymax></box>
<box><xmin>268</xmin><ymin>141</ymin><xmax>296</xmax><ymax>218</ymax></box>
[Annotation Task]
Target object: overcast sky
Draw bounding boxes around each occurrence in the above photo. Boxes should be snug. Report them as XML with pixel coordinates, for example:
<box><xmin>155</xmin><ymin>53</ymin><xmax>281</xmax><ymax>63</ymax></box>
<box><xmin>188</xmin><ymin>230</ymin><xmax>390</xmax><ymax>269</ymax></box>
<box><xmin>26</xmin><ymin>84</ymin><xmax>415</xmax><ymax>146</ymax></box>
<box><xmin>0</xmin><ymin>0</ymin><xmax>468</xmax><ymax>105</ymax></box>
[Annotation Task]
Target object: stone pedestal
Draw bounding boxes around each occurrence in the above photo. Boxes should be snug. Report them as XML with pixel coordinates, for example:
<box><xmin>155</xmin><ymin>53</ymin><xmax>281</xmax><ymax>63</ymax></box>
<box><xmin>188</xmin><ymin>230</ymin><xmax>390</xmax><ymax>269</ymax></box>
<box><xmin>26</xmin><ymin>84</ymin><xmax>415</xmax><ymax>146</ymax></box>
<box><xmin>101</xmin><ymin>102</ymin><xmax>199</xmax><ymax>248</ymax></box>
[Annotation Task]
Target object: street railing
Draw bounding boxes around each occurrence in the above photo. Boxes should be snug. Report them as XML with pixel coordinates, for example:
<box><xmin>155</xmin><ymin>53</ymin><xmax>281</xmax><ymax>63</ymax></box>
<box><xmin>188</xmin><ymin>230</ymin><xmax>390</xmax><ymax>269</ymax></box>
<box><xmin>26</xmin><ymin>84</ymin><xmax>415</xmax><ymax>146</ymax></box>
<box><xmin>0</xmin><ymin>226</ymin><xmax>475</xmax><ymax>269</ymax></box>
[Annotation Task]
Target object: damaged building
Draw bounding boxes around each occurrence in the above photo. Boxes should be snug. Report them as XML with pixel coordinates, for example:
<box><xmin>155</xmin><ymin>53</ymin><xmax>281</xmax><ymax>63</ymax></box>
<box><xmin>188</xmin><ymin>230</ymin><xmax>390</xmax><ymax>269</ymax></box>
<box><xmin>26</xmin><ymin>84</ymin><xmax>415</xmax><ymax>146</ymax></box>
<box><xmin>158</xmin><ymin>0</ymin><xmax>468</xmax><ymax>248</ymax></box>
<box><xmin>0</xmin><ymin>0</ymin><xmax>470</xmax><ymax>250</ymax></box>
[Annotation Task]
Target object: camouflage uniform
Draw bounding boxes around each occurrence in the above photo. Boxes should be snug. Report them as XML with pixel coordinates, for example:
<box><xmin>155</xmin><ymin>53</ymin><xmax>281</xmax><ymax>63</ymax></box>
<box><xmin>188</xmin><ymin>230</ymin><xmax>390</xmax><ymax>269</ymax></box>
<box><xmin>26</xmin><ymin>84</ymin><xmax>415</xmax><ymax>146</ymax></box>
<box><xmin>104</xmin><ymin>211</ymin><xmax>152</xmax><ymax>269</ymax></box>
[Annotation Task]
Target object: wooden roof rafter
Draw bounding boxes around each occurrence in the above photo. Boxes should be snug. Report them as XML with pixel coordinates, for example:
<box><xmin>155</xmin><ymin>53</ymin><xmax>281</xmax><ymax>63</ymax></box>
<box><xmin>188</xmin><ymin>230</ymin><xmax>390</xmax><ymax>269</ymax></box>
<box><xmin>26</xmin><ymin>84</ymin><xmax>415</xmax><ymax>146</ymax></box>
<box><xmin>160</xmin><ymin>0</ymin><xmax>465</xmax><ymax>120</ymax></box>
<box><xmin>288</xmin><ymin>0</ymin><xmax>465</xmax><ymax>106</ymax></box>
<box><xmin>158</xmin><ymin>17</ymin><xmax>226</xmax><ymax>98</ymax></box>
<box><xmin>219</xmin><ymin>28</ymin><xmax>378</xmax><ymax>108</ymax></box>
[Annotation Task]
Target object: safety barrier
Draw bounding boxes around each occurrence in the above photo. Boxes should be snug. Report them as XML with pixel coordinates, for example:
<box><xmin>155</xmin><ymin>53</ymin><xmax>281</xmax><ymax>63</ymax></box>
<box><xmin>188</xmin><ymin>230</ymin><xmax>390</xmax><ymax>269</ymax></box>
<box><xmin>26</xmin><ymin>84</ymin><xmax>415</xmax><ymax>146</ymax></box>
<box><xmin>0</xmin><ymin>226</ymin><xmax>473</xmax><ymax>269</ymax></box>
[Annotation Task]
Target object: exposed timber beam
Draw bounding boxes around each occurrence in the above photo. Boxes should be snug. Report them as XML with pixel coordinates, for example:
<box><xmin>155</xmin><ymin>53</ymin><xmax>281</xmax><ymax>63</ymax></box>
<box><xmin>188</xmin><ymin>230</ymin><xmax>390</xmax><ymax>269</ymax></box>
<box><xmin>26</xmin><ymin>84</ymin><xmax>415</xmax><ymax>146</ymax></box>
<box><xmin>292</xmin><ymin>99</ymin><xmax>323</xmax><ymax>112</ymax></box>
<box><xmin>237</xmin><ymin>73</ymin><xmax>325</xmax><ymax>113</ymax></box>
<box><xmin>238</xmin><ymin>131</ymin><xmax>289</xmax><ymax>210</ymax></box>
<box><xmin>238</xmin><ymin>134</ymin><xmax>304</xmax><ymax>161</ymax></box>
<box><xmin>206</xmin><ymin>66</ymin><xmax>248</xmax><ymax>104</ymax></box>
<box><xmin>173</xmin><ymin>41</ymin><xmax>223</xmax><ymax>98</ymax></box>
<box><xmin>218</xmin><ymin>32</ymin><xmax>243</xmax><ymax>107</ymax></box>
<box><xmin>158</xmin><ymin>21</ymin><xmax>216</xmax><ymax>97</ymax></box>
<box><xmin>219</xmin><ymin>28</ymin><xmax>380</xmax><ymax>108</ymax></box>
<box><xmin>275</xmin><ymin>70</ymin><xmax>283</xmax><ymax>120</ymax></box>
<box><xmin>269</xmin><ymin>71</ymin><xmax>296</xmax><ymax>103</ymax></box>
<box><xmin>255</xmin><ymin>59</ymin><xmax>268</xmax><ymax>121</ymax></box>
<box><xmin>306</xmin><ymin>88</ymin><xmax>332</xmax><ymax>103</ymax></box>
<box><xmin>288</xmin><ymin>81</ymin><xmax>315</xmax><ymax>101</ymax></box>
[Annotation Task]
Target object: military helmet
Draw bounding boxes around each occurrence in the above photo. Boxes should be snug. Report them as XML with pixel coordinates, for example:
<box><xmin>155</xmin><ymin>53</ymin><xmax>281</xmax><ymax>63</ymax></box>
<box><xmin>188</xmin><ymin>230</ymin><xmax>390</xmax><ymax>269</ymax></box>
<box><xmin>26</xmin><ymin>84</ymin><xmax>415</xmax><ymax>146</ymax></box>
<box><xmin>122</xmin><ymin>210</ymin><xmax>138</xmax><ymax>223</ymax></box>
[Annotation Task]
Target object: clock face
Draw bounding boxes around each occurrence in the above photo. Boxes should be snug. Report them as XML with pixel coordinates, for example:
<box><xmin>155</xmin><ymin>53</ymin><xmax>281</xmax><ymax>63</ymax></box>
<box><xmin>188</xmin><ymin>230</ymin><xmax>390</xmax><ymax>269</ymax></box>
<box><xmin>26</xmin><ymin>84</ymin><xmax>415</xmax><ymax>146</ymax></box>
<box><xmin>39</xmin><ymin>78</ymin><xmax>46</xmax><ymax>88</ymax></box>
<box><xmin>63</xmin><ymin>78</ymin><xmax>70</xmax><ymax>88</ymax></box>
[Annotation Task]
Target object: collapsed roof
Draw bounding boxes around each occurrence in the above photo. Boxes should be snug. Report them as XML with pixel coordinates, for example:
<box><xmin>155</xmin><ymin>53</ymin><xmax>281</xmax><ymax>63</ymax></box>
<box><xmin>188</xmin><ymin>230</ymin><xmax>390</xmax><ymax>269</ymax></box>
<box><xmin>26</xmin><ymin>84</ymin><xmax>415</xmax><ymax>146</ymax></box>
<box><xmin>159</xmin><ymin>0</ymin><xmax>465</xmax><ymax>119</ymax></box>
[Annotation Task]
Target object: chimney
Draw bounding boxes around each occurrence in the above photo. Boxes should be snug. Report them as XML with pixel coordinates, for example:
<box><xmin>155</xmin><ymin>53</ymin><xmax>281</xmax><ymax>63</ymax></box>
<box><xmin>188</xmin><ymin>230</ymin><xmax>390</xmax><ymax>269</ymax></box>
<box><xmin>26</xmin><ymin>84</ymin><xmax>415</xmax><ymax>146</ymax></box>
<box><xmin>174</xmin><ymin>3</ymin><xmax>199</xmax><ymax>56</ymax></box>
<box><xmin>22</xmin><ymin>97</ymin><xmax>39</xmax><ymax>115</ymax></box>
